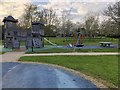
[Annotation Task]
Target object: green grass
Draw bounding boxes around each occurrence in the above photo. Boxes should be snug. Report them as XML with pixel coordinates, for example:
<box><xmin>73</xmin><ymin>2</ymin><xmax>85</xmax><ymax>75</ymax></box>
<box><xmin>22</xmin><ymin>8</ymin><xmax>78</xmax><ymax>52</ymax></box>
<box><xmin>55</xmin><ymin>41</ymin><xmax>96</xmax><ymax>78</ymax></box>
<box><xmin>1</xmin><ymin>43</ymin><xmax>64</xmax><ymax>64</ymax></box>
<box><xmin>0</xmin><ymin>52</ymin><xmax>5</xmax><ymax>54</ymax></box>
<box><xmin>20</xmin><ymin>55</ymin><xmax>118</xmax><ymax>88</ymax></box>
<box><xmin>0</xmin><ymin>52</ymin><xmax>2</xmax><ymax>54</ymax></box>
<box><xmin>83</xmin><ymin>37</ymin><xmax>118</xmax><ymax>45</ymax></box>
<box><xmin>0</xmin><ymin>40</ymin><xmax>2</xmax><ymax>45</ymax></box>
<box><xmin>44</xmin><ymin>37</ymin><xmax>118</xmax><ymax>45</ymax></box>
<box><xmin>0</xmin><ymin>37</ymin><xmax>118</xmax><ymax>46</ymax></box>
<box><xmin>26</xmin><ymin>48</ymin><xmax>119</xmax><ymax>54</ymax></box>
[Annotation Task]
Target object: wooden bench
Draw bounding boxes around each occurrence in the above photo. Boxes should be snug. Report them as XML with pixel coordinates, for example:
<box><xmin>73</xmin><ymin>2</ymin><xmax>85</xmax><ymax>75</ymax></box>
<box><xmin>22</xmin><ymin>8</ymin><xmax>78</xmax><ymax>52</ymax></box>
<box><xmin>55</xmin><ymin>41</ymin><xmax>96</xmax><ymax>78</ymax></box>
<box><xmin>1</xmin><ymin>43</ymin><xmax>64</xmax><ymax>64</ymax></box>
<box><xmin>99</xmin><ymin>42</ymin><xmax>112</xmax><ymax>47</ymax></box>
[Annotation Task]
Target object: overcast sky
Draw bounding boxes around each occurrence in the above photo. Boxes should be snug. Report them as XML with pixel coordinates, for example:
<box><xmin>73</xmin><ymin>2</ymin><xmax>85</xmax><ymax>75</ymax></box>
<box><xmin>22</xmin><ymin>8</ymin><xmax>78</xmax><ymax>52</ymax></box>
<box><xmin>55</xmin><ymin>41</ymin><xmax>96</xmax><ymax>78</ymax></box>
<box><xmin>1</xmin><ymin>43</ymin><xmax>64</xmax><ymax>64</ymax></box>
<box><xmin>0</xmin><ymin>0</ymin><xmax>119</xmax><ymax>24</ymax></box>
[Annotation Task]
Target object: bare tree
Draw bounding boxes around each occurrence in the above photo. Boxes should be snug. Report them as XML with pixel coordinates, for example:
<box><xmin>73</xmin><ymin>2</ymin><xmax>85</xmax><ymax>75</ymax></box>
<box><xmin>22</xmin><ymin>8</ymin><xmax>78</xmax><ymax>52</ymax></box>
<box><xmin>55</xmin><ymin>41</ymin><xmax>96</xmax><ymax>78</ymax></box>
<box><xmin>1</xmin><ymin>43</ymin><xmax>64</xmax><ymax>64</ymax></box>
<box><xmin>104</xmin><ymin>2</ymin><xmax>120</xmax><ymax>22</ymax></box>
<box><xmin>85</xmin><ymin>14</ymin><xmax>99</xmax><ymax>38</ymax></box>
<box><xmin>65</xmin><ymin>19</ymin><xmax>73</xmax><ymax>36</ymax></box>
<box><xmin>104</xmin><ymin>1</ymin><xmax>120</xmax><ymax>48</ymax></box>
<box><xmin>23</xmin><ymin>4</ymin><xmax>38</xmax><ymax>29</ymax></box>
<box><xmin>100</xmin><ymin>19</ymin><xmax>118</xmax><ymax>36</ymax></box>
<box><xmin>53</xmin><ymin>17</ymin><xmax>61</xmax><ymax>35</ymax></box>
<box><xmin>61</xmin><ymin>10</ymin><xmax>71</xmax><ymax>36</ymax></box>
<box><xmin>44</xmin><ymin>8</ymin><xmax>56</xmax><ymax>32</ymax></box>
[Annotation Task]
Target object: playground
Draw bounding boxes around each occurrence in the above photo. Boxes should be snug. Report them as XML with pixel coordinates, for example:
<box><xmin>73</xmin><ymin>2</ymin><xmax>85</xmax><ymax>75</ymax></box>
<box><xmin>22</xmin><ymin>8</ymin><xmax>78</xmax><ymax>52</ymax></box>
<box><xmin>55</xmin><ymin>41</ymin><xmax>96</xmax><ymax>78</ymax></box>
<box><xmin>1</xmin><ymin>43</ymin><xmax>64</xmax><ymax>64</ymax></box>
<box><xmin>1</xmin><ymin>30</ymin><xmax>119</xmax><ymax>88</ymax></box>
<box><xmin>1</xmin><ymin>1</ymin><xmax>119</xmax><ymax>88</ymax></box>
<box><xmin>29</xmin><ymin>37</ymin><xmax>118</xmax><ymax>52</ymax></box>
<box><xmin>0</xmin><ymin>37</ymin><xmax>118</xmax><ymax>53</ymax></box>
<box><xmin>1</xmin><ymin>15</ymin><xmax>118</xmax><ymax>53</ymax></box>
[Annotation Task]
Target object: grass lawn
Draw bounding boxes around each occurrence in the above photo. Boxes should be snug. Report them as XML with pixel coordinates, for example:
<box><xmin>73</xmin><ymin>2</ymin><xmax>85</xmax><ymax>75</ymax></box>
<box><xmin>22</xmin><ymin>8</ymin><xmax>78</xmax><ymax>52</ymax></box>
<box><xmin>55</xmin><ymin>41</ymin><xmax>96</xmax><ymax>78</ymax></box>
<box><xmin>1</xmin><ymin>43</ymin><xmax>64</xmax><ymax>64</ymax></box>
<box><xmin>44</xmin><ymin>37</ymin><xmax>118</xmax><ymax>45</ymax></box>
<box><xmin>0</xmin><ymin>40</ymin><xmax>2</xmax><ymax>45</ymax></box>
<box><xmin>20</xmin><ymin>55</ymin><xmax>118</xmax><ymax>88</ymax></box>
<box><xmin>26</xmin><ymin>48</ymin><xmax>119</xmax><ymax>54</ymax></box>
<box><xmin>0</xmin><ymin>52</ymin><xmax>5</xmax><ymax>54</ymax></box>
<box><xmin>0</xmin><ymin>52</ymin><xmax>3</xmax><ymax>54</ymax></box>
<box><xmin>1</xmin><ymin>37</ymin><xmax>118</xmax><ymax>46</ymax></box>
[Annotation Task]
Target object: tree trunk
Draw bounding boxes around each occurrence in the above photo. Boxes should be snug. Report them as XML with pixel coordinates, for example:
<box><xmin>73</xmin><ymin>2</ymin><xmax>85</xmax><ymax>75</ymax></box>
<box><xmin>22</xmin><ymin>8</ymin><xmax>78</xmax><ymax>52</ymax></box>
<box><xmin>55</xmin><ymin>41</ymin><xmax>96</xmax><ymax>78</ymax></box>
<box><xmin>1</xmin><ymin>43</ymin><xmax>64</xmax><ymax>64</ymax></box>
<box><xmin>118</xmin><ymin>2</ymin><xmax>120</xmax><ymax>49</ymax></box>
<box><xmin>118</xmin><ymin>22</ymin><xmax>120</xmax><ymax>49</ymax></box>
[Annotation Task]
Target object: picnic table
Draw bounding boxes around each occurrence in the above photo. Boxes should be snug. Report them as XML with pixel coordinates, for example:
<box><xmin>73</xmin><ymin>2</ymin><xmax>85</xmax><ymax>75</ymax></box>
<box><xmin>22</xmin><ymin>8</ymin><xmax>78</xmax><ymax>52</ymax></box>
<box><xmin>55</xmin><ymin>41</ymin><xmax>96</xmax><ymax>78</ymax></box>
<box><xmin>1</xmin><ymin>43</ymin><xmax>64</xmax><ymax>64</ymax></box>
<box><xmin>99</xmin><ymin>42</ymin><xmax>112</xmax><ymax>47</ymax></box>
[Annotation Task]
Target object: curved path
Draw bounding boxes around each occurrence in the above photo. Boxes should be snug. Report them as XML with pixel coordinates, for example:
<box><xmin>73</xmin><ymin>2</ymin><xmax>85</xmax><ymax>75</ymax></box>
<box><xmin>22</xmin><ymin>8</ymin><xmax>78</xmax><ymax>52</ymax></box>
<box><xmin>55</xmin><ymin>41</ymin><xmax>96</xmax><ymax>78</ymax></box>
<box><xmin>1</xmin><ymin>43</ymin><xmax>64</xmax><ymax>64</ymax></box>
<box><xmin>1</xmin><ymin>62</ymin><xmax>98</xmax><ymax>88</ymax></box>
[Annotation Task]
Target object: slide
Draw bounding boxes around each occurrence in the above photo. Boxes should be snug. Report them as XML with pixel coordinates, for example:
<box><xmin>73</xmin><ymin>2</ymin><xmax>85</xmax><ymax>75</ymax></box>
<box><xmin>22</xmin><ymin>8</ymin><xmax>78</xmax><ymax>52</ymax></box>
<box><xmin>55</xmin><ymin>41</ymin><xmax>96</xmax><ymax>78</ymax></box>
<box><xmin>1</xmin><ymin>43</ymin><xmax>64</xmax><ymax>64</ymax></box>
<box><xmin>44</xmin><ymin>38</ymin><xmax>57</xmax><ymax>46</ymax></box>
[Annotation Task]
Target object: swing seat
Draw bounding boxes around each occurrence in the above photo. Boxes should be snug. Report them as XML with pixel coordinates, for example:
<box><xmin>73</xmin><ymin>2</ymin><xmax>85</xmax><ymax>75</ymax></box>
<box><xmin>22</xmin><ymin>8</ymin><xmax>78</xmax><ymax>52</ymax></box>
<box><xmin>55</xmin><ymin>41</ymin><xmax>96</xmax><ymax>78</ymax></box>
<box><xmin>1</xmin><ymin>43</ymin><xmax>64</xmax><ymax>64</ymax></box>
<box><xmin>75</xmin><ymin>44</ymin><xmax>84</xmax><ymax>47</ymax></box>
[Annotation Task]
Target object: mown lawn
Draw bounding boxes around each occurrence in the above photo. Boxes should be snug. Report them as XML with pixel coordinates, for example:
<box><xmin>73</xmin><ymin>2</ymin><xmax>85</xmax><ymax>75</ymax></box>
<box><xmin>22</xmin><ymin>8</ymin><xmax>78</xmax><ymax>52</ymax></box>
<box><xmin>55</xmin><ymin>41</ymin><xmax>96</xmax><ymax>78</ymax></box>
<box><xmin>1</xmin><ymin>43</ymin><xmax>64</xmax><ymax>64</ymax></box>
<box><xmin>0</xmin><ymin>40</ymin><xmax>2</xmax><ymax>45</ymax></box>
<box><xmin>0</xmin><ymin>37</ymin><xmax>118</xmax><ymax>47</ymax></box>
<box><xmin>1</xmin><ymin>37</ymin><xmax>118</xmax><ymax>46</ymax></box>
<box><xmin>0</xmin><ymin>52</ymin><xmax>3</xmax><ymax>54</ymax></box>
<box><xmin>20</xmin><ymin>55</ymin><xmax>118</xmax><ymax>88</ymax></box>
<box><xmin>0</xmin><ymin>52</ymin><xmax>5</xmax><ymax>54</ymax></box>
<box><xmin>44</xmin><ymin>37</ymin><xmax>118</xmax><ymax>45</ymax></box>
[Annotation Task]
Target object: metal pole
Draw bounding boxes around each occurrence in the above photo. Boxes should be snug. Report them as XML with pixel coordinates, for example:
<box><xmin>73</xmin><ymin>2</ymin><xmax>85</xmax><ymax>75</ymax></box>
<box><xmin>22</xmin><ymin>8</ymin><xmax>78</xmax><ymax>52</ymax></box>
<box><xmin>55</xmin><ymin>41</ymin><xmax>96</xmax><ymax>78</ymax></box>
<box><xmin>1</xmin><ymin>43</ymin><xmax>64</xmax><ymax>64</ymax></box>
<box><xmin>32</xmin><ymin>40</ymin><xmax>33</xmax><ymax>52</ymax></box>
<box><xmin>78</xmin><ymin>32</ymin><xmax>81</xmax><ymax>45</ymax></box>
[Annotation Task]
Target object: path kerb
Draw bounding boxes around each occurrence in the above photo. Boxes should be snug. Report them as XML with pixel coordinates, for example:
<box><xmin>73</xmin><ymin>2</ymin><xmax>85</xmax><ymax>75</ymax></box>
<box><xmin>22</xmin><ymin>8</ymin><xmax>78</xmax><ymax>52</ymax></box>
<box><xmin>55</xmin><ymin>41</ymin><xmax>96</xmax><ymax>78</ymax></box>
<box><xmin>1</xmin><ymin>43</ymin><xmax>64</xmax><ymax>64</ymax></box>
<box><xmin>1</xmin><ymin>52</ymin><xmax>119</xmax><ymax>62</ymax></box>
<box><xmin>23</xmin><ymin>52</ymin><xmax>120</xmax><ymax>56</ymax></box>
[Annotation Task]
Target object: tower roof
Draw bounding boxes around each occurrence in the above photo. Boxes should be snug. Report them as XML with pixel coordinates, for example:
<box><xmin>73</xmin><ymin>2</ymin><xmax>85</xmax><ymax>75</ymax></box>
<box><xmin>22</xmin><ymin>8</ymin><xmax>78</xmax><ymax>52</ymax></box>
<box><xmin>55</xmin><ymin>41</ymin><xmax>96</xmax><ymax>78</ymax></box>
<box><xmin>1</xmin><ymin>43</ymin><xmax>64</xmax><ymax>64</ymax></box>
<box><xmin>3</xmin><ymin>15</ymin><xmax>18</xmax><ymax>23</ymax></box>
<box><xmin>32</xmin><ymin>22</ymin><xmax>44</xmax><ymax>26</ymax></box>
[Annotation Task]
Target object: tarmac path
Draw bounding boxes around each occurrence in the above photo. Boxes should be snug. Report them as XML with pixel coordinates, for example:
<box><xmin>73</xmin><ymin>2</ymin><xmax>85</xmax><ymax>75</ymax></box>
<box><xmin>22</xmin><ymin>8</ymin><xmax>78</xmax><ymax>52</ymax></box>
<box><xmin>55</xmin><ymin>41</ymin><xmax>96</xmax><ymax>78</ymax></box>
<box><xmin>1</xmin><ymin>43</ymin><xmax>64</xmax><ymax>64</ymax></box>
<box><xmin>1</xmin><ymin>62</ymin><xmax>99</xmax><ymax>88</ymax></box>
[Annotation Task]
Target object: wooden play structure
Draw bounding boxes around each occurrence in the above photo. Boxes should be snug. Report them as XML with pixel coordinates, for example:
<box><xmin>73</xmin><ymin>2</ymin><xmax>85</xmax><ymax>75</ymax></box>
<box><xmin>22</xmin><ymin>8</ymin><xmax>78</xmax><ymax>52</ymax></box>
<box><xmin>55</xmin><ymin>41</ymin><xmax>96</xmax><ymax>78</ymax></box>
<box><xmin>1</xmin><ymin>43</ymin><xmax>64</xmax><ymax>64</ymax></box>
<box><xmin>2</xmin><ymin>15</ymin><xmax>44</xmax><ymax>49</ymax></box>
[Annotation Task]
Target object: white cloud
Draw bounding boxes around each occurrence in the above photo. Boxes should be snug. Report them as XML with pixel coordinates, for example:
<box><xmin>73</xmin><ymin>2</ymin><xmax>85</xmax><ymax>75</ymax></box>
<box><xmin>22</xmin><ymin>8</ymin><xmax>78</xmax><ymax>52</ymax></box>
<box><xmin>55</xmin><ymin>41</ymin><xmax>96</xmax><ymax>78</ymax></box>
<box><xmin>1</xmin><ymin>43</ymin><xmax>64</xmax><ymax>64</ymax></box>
<box><xmin>38</xmin><ymin>1</ymin><xmax>115</xmax><ymax>22</ymax></box>
<box><xmin>0</xmin><ymin>0</ymin><xmax>31</xmax><ymax>24</ymax></box>
<box><xmin>0</xmin><ymin>0</ymin><xmax>118</xmax><ymax>24</ymax></box>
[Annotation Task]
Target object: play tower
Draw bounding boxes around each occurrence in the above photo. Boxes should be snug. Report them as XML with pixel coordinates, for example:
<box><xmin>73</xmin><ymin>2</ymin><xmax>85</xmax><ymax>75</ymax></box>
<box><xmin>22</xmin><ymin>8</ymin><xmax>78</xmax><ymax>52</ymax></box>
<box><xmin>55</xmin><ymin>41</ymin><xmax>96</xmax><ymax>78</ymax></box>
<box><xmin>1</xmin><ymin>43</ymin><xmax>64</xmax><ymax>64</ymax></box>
<box><xmin>2</xmin><ymin>15</ymin><xmax>45</xmax><ymax>49</ymax></box>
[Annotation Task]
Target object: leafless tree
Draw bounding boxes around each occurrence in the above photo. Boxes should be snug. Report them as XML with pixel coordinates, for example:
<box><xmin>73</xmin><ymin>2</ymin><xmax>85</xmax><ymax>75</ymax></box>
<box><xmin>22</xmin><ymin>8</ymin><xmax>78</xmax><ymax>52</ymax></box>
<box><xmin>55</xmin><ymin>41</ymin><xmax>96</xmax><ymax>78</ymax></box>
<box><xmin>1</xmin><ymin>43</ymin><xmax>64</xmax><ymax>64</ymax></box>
<box><xmin>44</xmin><ymin>8</ymin><xmax>56</xmax><ymax>32</ymax></box>
<box><xmin>85</xmin><ymin>14</ymin><xmax>99</xmax><ymax>38</ymax></box>
<box><xmin>104</xmin><ymin>1</ymin><xmax>120</xmax><ymax>48</ymax></box>
<box><xmin>23</xmin><ymin>4</ymin><xmax>38</xmax><ymax>29</ymax></box>
<box><xmin>100</xmin><ymin>19</ymin><xmax>118</xmax><ymax>36</ymax></box>
<box><xmin>104</xmin><ymin>2</ymin><xmax>120</xmax><ymax>22</ymax></box>
<box><xmin>61</xmin><ymin>10</ymin><xmax>71</xmax><ymax>36</ymax></box>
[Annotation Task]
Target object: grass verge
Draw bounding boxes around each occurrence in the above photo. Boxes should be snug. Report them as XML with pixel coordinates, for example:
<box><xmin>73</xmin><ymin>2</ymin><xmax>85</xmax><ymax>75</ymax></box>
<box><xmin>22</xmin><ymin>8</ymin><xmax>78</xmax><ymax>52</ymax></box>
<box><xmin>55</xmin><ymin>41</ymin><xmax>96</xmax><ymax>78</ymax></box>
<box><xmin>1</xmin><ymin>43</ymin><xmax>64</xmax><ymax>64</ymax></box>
<box><xmin>0</xmin><ymin>52</ymin><xmax>5</xmax><ymax>54</ymax></box>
